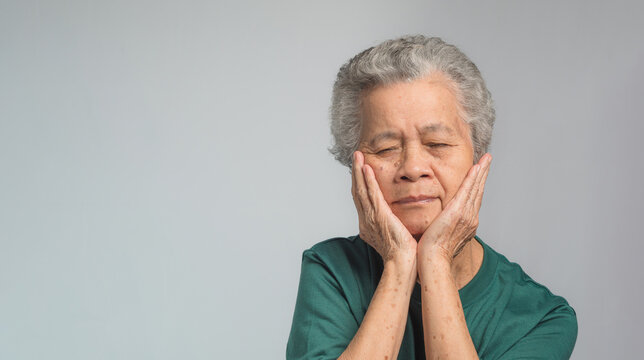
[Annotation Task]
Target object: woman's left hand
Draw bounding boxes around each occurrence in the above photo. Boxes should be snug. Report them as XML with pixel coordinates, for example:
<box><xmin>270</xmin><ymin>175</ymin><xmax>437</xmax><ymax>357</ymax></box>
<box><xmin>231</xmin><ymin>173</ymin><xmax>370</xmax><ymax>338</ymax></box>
<box><xmin>417</xmin><ymin>153</ymin><xmax>492</xmax><ymax>263</ymax></box>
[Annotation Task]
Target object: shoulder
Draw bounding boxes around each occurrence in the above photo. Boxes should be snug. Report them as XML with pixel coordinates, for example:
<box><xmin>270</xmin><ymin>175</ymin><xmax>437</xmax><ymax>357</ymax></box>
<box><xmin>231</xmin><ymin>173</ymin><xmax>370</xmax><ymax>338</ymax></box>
<box><xmin>288</xmin><ymin>236</ymin><xmax>372</xmax><ymax>359</ymax></box>
<box><xmin>307</xmin><ymin>234</ymin><xmax>364</xmax><ymax>254</ymax></box>
<box><xmin>303</xmin><ymin>235</ymin><xmax>373</xmax><ymax>270</ymax></box>
<box><xmin>478</xmin><ymin>242</ymin><xmax>578</xmax><ymax>358</ymax></box>
<box><xmin>493</xmin><ymin>247</ymin><xmax>573</xmax><ymax>309</ymax></box>
<box><xmin>489</xmin><ymin>244</ymin><xmax>578</xmax><ymax>335</ymax></box>
<box><xmin>299</xmin><ymin>235</ymin><xmax>380</xmax><ymax>304</ymax></box>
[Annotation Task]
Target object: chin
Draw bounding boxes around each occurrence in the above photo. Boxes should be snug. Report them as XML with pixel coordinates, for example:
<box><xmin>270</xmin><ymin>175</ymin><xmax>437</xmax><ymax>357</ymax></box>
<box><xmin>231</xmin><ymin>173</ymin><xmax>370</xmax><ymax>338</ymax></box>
<box><xmin>400</xmin><ymin>214</ymin><xmax>439</xmax><ymax>239</ymax></box>
<box><xmin>393</xmin><ymin>205</ymin><xmax>441</xmax><ymax>239</ymax></box>
<box><xmin>404</xmin><ymin>223</ymin><xmax>429</xmax><ymax>239</ymax></box>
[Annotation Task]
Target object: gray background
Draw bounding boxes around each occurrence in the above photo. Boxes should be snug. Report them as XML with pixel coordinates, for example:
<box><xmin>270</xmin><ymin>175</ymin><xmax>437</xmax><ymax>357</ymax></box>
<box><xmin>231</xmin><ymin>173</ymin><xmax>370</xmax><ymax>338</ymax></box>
<box><xmin>1</xmin><ymin>0</ymin><xmax>642</xmax><ymax>359</ymax></box>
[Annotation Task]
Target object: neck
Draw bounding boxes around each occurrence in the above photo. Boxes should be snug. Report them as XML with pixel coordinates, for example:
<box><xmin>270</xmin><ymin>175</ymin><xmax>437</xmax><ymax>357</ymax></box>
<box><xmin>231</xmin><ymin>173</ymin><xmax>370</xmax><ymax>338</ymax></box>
<box><xmin>415</xmin><ymin>237</ymin><xmax>484</xmax><ymax>290</ymax></box>
<box><xmin>450</xmin><ymin>237</ymin><xmax>484</xmax><ymax>289</ymax></box>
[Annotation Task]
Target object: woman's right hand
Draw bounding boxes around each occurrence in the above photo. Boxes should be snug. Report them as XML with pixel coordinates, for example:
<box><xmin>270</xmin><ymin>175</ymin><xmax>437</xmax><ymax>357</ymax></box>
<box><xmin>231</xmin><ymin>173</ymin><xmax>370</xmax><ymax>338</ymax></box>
<box><xmin>351</xmin><ymin>151</ymin><xmax>417</xmax><ymax>264</ymax></box>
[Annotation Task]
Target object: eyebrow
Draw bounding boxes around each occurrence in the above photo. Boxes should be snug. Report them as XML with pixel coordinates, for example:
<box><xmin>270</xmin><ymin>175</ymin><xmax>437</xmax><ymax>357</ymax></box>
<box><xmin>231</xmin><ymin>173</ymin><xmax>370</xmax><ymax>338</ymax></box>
<box><xmin>367</xmin><ymin>131</ymin><xmax>400</xmax><ymax>147</ymax></box>
<box><xmin>367</xmin><ymin>123</ymin><xmax>456</xmax><ymax>147</ymax></box>
<box><xmin>420</xmin><ymin>123</ymin><xmax>455</xmax><ymax>136</ymax></box>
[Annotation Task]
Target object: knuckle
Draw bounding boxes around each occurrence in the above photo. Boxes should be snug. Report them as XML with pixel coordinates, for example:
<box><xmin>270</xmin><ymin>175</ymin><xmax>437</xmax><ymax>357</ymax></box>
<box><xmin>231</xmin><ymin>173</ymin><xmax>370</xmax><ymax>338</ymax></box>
<box><xmin>366</xmin><ymin>209</ymin><xmax>375</xmax><ymax>222</ymax></box>
<box><xmin>362</xmin><ymin>208</ymin><xmax>371</xmax><ymax>219</ymax></box>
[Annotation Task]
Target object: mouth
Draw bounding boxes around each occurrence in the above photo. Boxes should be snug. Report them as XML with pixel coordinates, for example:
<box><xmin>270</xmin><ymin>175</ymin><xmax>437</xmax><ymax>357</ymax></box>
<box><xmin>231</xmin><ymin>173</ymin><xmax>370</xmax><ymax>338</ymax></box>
<box><xmin>393</xmin><ymin>195</ymin><xmax>438</xmax><ymax>205</ymax></box>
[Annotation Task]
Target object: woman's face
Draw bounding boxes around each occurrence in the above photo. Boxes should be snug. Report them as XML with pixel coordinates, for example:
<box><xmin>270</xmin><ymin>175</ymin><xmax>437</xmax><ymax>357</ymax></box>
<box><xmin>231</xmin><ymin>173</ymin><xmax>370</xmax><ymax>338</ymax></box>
<box><xmin>358</xmin><ymin>73</ymin><xmax>474</xmax><ymax>238</ymax></box>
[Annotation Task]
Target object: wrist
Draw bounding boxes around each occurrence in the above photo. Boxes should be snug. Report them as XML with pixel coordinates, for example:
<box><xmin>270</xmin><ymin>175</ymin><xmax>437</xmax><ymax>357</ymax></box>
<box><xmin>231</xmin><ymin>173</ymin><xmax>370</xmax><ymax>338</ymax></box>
<box><xmin>417</xmin><ymin>244</ymin><xmax>452</xmax><ymax>264</ymax></box>
<box><xmin>383</xmin><ymin>254</ymin><xmax>417</xmax><ymax>274</ymax></box>
<box><xmin>417</xmin><ymin>246</ymin><xmax>452</xmax><ymax>277</ymax></box>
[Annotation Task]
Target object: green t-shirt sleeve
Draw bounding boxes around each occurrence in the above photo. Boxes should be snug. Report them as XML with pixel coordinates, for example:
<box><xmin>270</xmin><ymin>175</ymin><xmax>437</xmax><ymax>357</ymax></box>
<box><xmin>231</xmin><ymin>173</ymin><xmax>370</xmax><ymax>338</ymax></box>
<box><xmin>286</xmin><ymin>249</ymin><xmax>359</xmax><ymax>360</ymax></box>
<box><xmin>496</xmin><ymin>303</ymin><xmax>578</xmax><ymax>360</ymax></box>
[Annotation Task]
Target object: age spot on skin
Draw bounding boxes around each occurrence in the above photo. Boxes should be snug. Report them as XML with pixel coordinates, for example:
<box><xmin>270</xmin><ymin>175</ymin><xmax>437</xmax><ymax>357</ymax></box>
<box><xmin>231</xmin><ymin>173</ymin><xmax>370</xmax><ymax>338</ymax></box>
<box><xmin>424</xmin><ymin>285</ymin><xmax>428</xmax><ymax>292</ymax></box>
<box><xmin>432</xmin><ymin>335</ymin><xmax>436</xmax><ymax>340</ymax></box>
<box><xmin>391</xmin><ymin>303</ymin><xmax>396</xmax><ymax>308</ymax></box>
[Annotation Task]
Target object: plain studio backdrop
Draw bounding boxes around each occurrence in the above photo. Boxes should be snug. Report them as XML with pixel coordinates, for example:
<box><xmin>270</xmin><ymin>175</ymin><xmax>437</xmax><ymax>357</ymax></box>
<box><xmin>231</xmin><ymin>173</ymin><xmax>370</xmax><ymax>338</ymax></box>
<box><xmin>1</xmin><ymin>0</ymin><xmax>642</xmax><ymax>359</ymax></box>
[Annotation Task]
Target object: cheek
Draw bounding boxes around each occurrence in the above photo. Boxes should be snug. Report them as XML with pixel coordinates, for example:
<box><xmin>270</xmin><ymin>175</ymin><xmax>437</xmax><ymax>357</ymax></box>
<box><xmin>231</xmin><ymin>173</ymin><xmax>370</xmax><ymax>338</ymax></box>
<box><xmin>366</xmin><ymin>161</ymin><xmax>396</xmax><ymax>201</ymax></box>
<box><xmin>439</xmin><ymin>166</ymin><xmax>470</xmax><ymax>201</ymax></box>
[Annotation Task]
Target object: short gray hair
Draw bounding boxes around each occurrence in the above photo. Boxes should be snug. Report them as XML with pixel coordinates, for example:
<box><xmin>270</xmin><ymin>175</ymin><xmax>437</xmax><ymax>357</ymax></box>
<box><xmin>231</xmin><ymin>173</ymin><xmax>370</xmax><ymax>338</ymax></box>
<box><xmin>329</xmin><ymin>35</ymin><xmax>495</xmax><ymax>167</ymax></box>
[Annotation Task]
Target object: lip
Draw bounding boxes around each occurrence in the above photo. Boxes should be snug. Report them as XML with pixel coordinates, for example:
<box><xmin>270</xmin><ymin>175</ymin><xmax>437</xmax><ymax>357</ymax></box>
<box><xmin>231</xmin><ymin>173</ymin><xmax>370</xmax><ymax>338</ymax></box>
<box><xmin>393</xmin><ymin>195</ymin><xmax>437</xmax><ymax>205</ymax></box>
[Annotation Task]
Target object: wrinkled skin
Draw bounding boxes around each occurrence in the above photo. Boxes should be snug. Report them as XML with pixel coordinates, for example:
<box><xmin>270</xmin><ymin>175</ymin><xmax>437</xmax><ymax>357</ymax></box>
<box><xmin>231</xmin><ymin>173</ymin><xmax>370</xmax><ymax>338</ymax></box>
<box><xmin>350</xmin><ymin>73</ymin><xmax>492</xmax><ymax>265</ymax></box>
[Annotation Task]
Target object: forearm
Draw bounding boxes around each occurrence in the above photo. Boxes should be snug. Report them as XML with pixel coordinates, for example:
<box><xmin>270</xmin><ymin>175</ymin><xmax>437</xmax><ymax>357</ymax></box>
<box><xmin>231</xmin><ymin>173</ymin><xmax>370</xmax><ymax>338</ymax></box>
<box><xmin>419</xmin><ymin>255</ymin><xmax>478</xmax><ymax>360</ymax></box>
<box><xmin>339</xmin><ymin>258</ymin><xmax>417</xmax><ymax>360</ymax></box>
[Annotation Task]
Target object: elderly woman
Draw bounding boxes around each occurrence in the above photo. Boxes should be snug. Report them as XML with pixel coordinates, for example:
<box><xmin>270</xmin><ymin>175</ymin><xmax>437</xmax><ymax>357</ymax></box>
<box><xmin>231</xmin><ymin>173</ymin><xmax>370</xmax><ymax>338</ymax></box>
<box><xmin>286</xmin><ymin>35</ymin><xmax>577</xmax><ymax>360</ymax></box>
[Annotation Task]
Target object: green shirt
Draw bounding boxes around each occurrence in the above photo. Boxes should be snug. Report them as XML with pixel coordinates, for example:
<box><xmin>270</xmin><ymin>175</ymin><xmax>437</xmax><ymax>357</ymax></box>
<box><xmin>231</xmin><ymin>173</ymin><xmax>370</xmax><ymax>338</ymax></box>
<box><xmin>286</xmin><ymin>235</ymin><xmax>577</xmax><ymax>359</ymax></box>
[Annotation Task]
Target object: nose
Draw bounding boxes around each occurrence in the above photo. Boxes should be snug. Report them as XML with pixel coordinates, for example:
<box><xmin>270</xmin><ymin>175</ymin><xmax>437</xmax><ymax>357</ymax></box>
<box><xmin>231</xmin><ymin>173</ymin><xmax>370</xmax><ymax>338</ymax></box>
<box><xmin>396</xmin><ymin>145</ymin><xmax>433</xmax><ymax>182</ymax></box>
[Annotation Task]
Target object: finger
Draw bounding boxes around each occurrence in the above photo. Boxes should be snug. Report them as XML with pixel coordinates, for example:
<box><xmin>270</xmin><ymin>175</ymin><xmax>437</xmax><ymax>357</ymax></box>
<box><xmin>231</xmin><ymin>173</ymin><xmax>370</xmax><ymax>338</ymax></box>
<box><xmin>450</xmin><ymin>162</ymin><xmax>480</xmax><ymax>209</ymax></box>
<box><xmin>354</xmin><ymin>151</ymin><xmax>374</xmax><ymax>211</ymax></box>
<box><xmin>363</xmin><ymin>163</ymin><xmax>414</xmax><ymax>250</ymax></box>
<box><xmin>363</xmin><ymin>163</ymin><xmax>390</xmax><ymax>215</ymax></box>
<box><xmin>473</xmin><ymin>154</ymin><xmax>492</xmax><ymax>211</ymax></box>
<box><xmin>469</xmin><ymin>154</ymin><xmax>489</xmax><ymax>205</ymax></box>
<box><xmin>351</xmin><ymin>152</ymin><xmax>364</xmax><ymax>215</ymax></box>
<box><xmin>470</xmin><ymin>154</ymin><xmax>490</xmax><ymax>205</ymax></box>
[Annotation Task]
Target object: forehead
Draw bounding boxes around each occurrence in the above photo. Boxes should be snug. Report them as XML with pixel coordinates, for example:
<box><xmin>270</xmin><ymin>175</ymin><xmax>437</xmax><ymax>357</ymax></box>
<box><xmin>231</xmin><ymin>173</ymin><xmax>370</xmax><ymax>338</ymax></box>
<box><xmin>359</xmin><ymin>73</ymin><xmax>470</xmax><ymax>141</ymax></box>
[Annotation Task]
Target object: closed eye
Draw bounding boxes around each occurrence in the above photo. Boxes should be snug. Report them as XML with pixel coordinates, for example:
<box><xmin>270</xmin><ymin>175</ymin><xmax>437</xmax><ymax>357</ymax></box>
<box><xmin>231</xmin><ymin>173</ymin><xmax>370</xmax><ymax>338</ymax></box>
<box><xmin>376</xmin><ymin>147</ymin><xmax>396</xmax><ymax>155</ymax></box>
